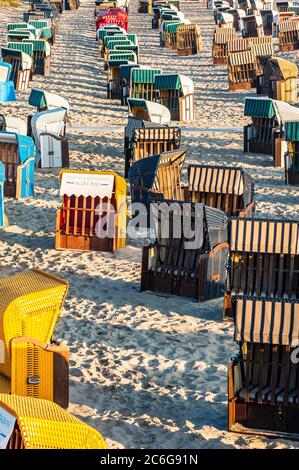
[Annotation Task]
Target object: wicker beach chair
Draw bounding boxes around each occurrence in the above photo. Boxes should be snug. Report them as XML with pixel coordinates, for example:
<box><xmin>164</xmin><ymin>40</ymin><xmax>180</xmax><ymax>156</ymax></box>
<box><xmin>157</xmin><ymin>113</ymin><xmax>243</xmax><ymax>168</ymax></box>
<box><xmin>130</xmin><ymin>67</ymin><xmax>162</xmax><ymax>101</ymax></box>
<box><xmin>154</xmin><ymin>73</ymin><xmax>194</xmax><ymax>121</ymax></box>
<box><xmin>1</xmin><ymin>48</ymin><xmax>32</xmax><ymax>92</ymax></box>
<box><xmin>160</xmin><ymin>20</ymin><xmax>182</xmax><ymax>48</ymax></box>
<box><xmin>56</xmin><ymin>170</ymin><xmax>127</xmax><ymax>252</ymax></box>
<box><xmin>1</xmin><ymin>394</ymin><xmax>106</xmax><ymax>449</ymax></box>
<box><xmin>229</xmin><ymin>297</ymin><xmax>299</xmax><ymax>439</ymax></box>
<box><xmin>278</xmin><ymin>19</ymin><xmax>299</xmax><ymax>51</ymax></box>
<box><xmin>138</xmin><ymin>0</ymin><xmax>152</xmax><ymax>14</ymax></box>
<box><xmin>0</xmin><ymin>62</ymin><xmax>16</xmax><ymax>103</ymax></box>
<box><xmin>260</xmin><ymin>9</ymin><xmax>275</xmax><ymax>36</ymax></box>
<box><xmin>0</xmin><ymin>132</ymin><xmax>35</xmax><ymax>199</ymax></box>
<box><xmin>212</xmin><ymin>28</ymin><xmax>236</xmax><ymax>65</ymax></box>
<box><xmin>0</xmin><ymin>162</ymin><xmax>4</xmax><ymax>230</ymax></box>
<box><xmin>140</xmin><ymin>201</ymin><xmax>229</xmax><ymax>302</ymax></box>
<box><xmin>224</xmin><ymin>218</ymin><xmax>299</xmax><ymax>320</ymax></box>
<box><xmin>96</xmin><ymin>7</ymin><xmax>128</xmax><ymax>32</ymax></box>
<box><xmin>227</xmin><ymin>50</ymin><xmax>256</xmax><ymax>91</ymax></box>
<box><xmin>0</xmin><ymin>269</ymin><xmax>69</xmax><ymax>407</ymax></box>
<box><xmin>267</xmin><ymin>57</ymin><xmax>298</xmax><ymax>103</ymax></box>
<box><xmin>241</xmin><ymin>14</ymin><xmax>264</xmax><ymax>37</ymax></box>
<box><xmin>124</xmin><ymin>98</ymin><xmax>179</xmax><ymax>177</ymax></box>
<box><xmin>119</xmin><ymin>63</ymin><xmax>140</xmax><ymax>105</ymax></box>
<box><xmin>129</xmin><ymin>149</ymin><xmax>186</xmax><ymax>205</ymax></box>
<box><xmin>243</xmin><ymin>97</ymin><xmax>279</xmax><ymax>155</ymax></box>
<box><xmin>283</xmin><ymin>120</ymin><xmax>299</xmax><ymax>185</ymax></box>
<box><xmin>31</xmin><ymin>108</ymin><xmax>69</xmax><ymax>168</ymax></box>
<box><xmin>22</xmin><ymin>39</ymin><xmax>51</xmax><ymax>76</ymax></box>
<box><xmin>107</xmin><ymin>54</ymin><xmax>137</xmax><ymax>99</ymax></box>
<box><xmin>175</xmin><ymin>24</ymin><xmax>202</xmax><ymax>56</ymax></box>
<box><xmin>185</xmin><ymin>165</ymin><xmax>255</xmax><ymax>217</ymax></box>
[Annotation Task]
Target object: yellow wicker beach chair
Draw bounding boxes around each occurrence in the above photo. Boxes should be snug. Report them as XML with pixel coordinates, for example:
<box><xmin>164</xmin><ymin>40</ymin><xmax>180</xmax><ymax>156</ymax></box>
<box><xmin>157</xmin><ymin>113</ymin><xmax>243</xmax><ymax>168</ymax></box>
<box><xmin>0</xmin><ymin>394</ymin><xmax>106</xmax><ymax>449</ymax></box>
<box><xmin>0</xmin><ymin>269</ymin><xmax>69</xmax><ymax>381</ymax></box>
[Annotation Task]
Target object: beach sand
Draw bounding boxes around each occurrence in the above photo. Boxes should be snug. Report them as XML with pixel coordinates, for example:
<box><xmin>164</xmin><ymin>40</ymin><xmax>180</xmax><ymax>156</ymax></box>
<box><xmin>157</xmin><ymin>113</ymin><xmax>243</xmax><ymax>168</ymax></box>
<box><xmin>0</xmin><ymin>0</ymin><xmax>298</xmax><ymax>449</ymax></box>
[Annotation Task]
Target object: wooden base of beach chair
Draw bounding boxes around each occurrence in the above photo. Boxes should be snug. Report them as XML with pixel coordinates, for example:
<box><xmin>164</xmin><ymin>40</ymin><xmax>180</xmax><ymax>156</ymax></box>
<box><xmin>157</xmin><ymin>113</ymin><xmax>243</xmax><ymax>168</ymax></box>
<box><xmin>228</xmin><ymin>363</ymin><xmax>299</xmax><ymax>440</ymax></box>
<box><xmin>229</xmin><ymin>82</ymin><xmax>253</xmax><ymax>91</ymax></box>
<box><xmin>213</xmin><ymin>58</ymin><xmax>227</xmax><ymax>66</ymax></box>
<box><xmin>55</xmin><ymin>231</ymin><xmax>116</xmax><ymax>252</ymax></box>
<box><xmin>7</xmin><ymin>428</ymin><xmax>25</xmax><ymax>449</ymax></box>
<box><xmin>286</xmin><ymin>170</ymin><xmax>299</xmax><ymax>185</ymax></box>
<box><xmin>278</xmin><ymin>44</ymin><xmax>299</xmax><ymax>52</ymax></box>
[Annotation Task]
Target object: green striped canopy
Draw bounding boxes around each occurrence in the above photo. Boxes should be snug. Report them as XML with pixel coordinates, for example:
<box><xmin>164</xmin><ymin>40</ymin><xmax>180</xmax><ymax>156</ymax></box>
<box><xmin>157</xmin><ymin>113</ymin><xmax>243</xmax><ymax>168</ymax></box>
<box><xmin>29</xmin><ymin>89</ymin><xmax>47</xmax><ymax>108</ymax></box>
<box><xmin>7</xmin><ymin>23</ymin><xmax>29</xmax><ymax>31</ymax></box>
<box><xmin>7</xmin><ymin>32</ymin><xmax>33</xmax><ymax>41</ymax></box>
<box><xmin>285</xmin><ymin>121</ymin><xmax>299</xmax><ymax>141</ymax></box>
<box><xmin>28</xmin><ymin>20</ymin><xmax>49</xmax><ymax>29</ymax></box>
<box><xmin>104</xmin><ymin>35</ymin><xmax>127</xmax><ymax>46</ymax></box>
<box><xmin>244</xmin><ymin>98</ymin><xmax>276</xmax><ymax>118</ymax></box>
<box><xmin>131</xmin><ymin>68</ymin><xmax>162</xmax><ymax>84</ymax></box>
<box><xmin>119</xmin><ymin>63</ymin><xmax>140</xmax><ymax>79</ymax></box>
<box><xmin>108</xmin><ymin>40</ymin><xmax>133</xmax><ymax>50</ymax></box>
<box><xmin>154</xmin><ymin>73</ymin><xmax>181</xmax><ymax>90</ymax></box>
<box><xmin>22</xmin><ymin>39</ymin><xmax>50</xmax><ymax>53</ymax></box>
<box><xmin>7</xmin><ymin>41</ymin><xmax>33</xmax><ymax>56</ymax></box>
<box><xmin>165</xmin><ymin>22</ymin><xmax>182</xmax><ymax>33</ymax></box>
<box><xmin>40</xmin><ymin>27</ymin><xmax>52</xmax><ymax>39</ymax></box>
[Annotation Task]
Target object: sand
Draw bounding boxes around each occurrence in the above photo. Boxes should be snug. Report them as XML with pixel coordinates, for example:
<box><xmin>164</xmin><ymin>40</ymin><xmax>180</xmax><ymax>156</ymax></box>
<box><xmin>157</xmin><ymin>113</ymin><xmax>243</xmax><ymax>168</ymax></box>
<box><xmin>0</xmin><ymin>0</ymin><xmax>298</xmax><ymax>449</ymax></box>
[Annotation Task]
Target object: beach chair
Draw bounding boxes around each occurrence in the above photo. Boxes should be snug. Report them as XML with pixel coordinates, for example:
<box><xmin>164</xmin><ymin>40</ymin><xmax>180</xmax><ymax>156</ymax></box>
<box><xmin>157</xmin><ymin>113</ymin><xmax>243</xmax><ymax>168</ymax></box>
<box><xmin>96</xmin><ymin>7</ymin><xmax>128</xmax><ymax>32</ymax></box>
<box><xmin>224</xmin><ymin>218</ymin><xmax>299</xmax><ymax>320</ymax></box>
<box><xmin>216</xmin><ymin>11</ymin><xmax>235</xmax><ymax>28</ymax></box>
<box><xmin>119</xmin><ymin>63</ymin><xmax>140</xmax><ymax>105</ymax></box>
<box><xmin>278</xmin><ymin>19</ymin><xmax>299</xmax><ymax>51</ymax></box>
<box><xmin>28</xmin><ymin>87</ymin><xmax>69</xmax><ymax>134</ymax></box>
<box><xmin>22</xmin><ymin>39</ymin><xmax>51</xmax><ymax>76</ymax></box>
<box><xmin>1</xmin><ymin>48</ymin><xmax>32</xmax><ymax>92</ymax></box>
<box><xmin>138</xmin><ymin>0</ymin><xmax>152</xmax><ymax>13</ymax></box>
<box><xmin>31</xmin><ymin>108</ymin><xmax>69</xmax><ymax>168</ymax></box>
<box><xmin>154</xmin><ymin>73</ymin><xmax>194</xmax><ymax>121</ymax></box>
<box><xmin>0</xmin><ymin>162</ymin><xmax>5</xmax><ymax>230</ymax></box>
<box><xmin>55</xmin><ymin>170</ymin><xmax>127</xmax><ymax>252</ymax></box>
<box><xmin>0</xmin><ymin>269</ymin><xmax>69</xmax><ymax>407</ymax></box>
<box><xmin>2</xmin><ymin>394</ymin><xmax>106</xmax><ymax>449</ymax></box>
<box><xmin>129</xmin><ymin>149</ymin><xmax>186</xmax><ymax>206</ymax></box>
<box><xmin>0</xmin><ymin>132</ymin><xmax>35</xmax><ymax>199</ymax></box>
<box><xmin>212</xmin><ymin>28</ymin><xmax>236</xmax><ymax>65</ymax></box>
<box><xmin>140</xmin><ymin>201</ymin><xmax>229</xmax><ymax>302</ymax></box>
<box><xmin>268</xmin><ymin>57</ymin><xmax>298</xmax><ymax>103</ymax></box>
<box><xmin>97</xmin><ymin>27</ymin><xmax>126</xmax><ymax>57</ymax></box>
<box><xmin>176</xmin><ymin>24</ymin><xmax>203</xmax><ymax>56</ymax></box>
<box><xmin>107</xmin><ymin>56</ymin><xmax>135</xmax><ymax>100</ymax></box>
<box><xmin>65</xmin><ymin>0</ymin><xmax>79</xmax><ymax>9</ymax></box>
<box><xmin>0</xmin><ymin>63</ymin><xmax>16</xmax><ymax>103</ymax></box>
<box><xmin>241</xmin><ymin>14</ymin><xmax>264</xmax><ymax>37</ymax></box>
<box><xmin>284</xmin><ymin>120</ymin><xmax>299</xmax><ymax>185</ymax></box>
<box><xmin>227</xmin><ymin>51</ymin><xmax>256</xmax><ymax>91</ymax></box>
<box><xmin>276</xmin><ymin>0</ymin><xmax>290</xmax><ymax>12</ymax></box>
<box><xmin>185</xmin><ymin>165</ymin><xmax>255</xmax><ymax>217</ymax></box>
<box><xmin>229</xmin><ymin>297</ymin><xmax>299</xmax><ymax>439</ymax></box>
<box><xmin>124</xmin><ymin>98</ymin><xmax>178</xmax><ymax>176</ymax></box>
<box><xmin>164</xmin><ymin>22</ymin><xmax>182</xmax><ymax>50</ymax></box>
<box><xmin>243</xmin><ymin>97</ymin><xmax>278</xmax><ymax>155</ymax></box>
<box><xmin>260</xmin><ymin>9</ymin><xmax>275</xmax><ymax>36</ymax></box>
<box><xmin>160</xmin><ymin>20</ymin><xmax>182</xmax><ymax>47</ymax></box>
<box><xmin>28</xmin><ymin>19</ymin><xmax>54</xmax><ymax>45</ymax></box>
<box><xmin>130</xmin><ymin>68</ymin><xmax>162</xmax><ymax>102</ymax></box>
